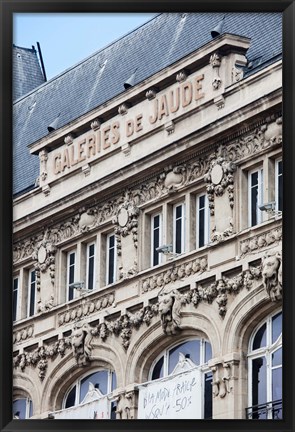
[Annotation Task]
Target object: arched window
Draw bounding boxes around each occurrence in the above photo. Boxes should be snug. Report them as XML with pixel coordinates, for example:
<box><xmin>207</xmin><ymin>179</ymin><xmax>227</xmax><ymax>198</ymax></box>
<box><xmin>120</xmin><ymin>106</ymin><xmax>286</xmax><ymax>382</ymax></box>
<box><xmin>13</xmin><ymin>398</ymin><xmax>33</xmax><ymax>419</ymax></box>
<box><xmin>247</xmin><ymin>311</ymin><xmax>282</xmax><ymax>419</ymax></box>
<box><xmin>63</xmin><ymin>369</ymin><xmax>117</xmax><ymax>409</ymax></box>
<box><xmin>139</xmin><ymin>338</ymin><xmax>212</xmax><ymax>419</ymax></box>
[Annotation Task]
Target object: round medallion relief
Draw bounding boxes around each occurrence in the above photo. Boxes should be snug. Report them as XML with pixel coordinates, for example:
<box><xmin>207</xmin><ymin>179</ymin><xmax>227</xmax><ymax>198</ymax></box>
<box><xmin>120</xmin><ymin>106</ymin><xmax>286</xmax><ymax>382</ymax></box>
<box><xmin>211</xmin><ymin>164</ymin><xmax>224</xmax><ymax>185</ymax></box>
<box><xmin>37</xmin><ymin>245</ymin><xmax>47</xmax><ymax>264</ymax></box>
<box><xmin>118</xmin><ymin>208</ymin><xmax>129</xmax><ymax>227</ymax></box>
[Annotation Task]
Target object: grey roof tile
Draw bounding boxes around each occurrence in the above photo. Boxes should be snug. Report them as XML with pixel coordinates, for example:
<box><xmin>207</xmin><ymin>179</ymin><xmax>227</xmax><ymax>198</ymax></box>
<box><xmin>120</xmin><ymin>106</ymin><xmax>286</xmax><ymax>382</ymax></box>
<box><xmin>13</xmin><ymin>12</ymin><xmax>282</xmax><ymax>196</ymax></box>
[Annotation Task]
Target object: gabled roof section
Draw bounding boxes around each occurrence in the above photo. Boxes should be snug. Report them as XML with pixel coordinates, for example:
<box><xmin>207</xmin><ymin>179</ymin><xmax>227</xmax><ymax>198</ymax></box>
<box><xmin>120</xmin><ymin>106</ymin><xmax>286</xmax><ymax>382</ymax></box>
<box><xmin>13</xmin><ymin>12</ymin><xmax>282</xmax><ymax>196</ymax></box>
<box><xmin>13</xmin><ymin>44</ymin><xmax>46</xmax><ymax>101</ymax></box>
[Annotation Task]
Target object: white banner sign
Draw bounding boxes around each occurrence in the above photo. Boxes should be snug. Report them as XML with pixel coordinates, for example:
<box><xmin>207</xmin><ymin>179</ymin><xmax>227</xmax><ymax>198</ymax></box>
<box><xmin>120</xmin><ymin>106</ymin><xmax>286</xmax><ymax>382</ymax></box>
<box><xmin>138</xmin><ymin>368</ymin><xmax>202</xmax><ymax>419</ymax></box>
<box><xmin>53</xmin><ymin>396</ymin><xmax>110</xmax><ymax>419</ymax></box>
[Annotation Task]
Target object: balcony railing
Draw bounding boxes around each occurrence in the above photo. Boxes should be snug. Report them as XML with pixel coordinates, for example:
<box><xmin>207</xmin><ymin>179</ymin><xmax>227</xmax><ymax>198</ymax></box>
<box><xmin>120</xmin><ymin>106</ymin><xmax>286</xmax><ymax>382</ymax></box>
<box><xmin>246</xmin><ymin>399</ymin><xmax>282</xmax><ymax>420</ymax></box>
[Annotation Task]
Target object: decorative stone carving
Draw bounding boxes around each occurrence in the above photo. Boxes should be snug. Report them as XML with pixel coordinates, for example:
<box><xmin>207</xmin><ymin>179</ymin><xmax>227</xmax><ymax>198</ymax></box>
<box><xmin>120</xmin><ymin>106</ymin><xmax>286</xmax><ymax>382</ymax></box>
<box><xmin>78</xmin><ymin>211</ymin><xmax>96</xmax><ymax>232</ymax></box>
<box><xmin>214</xmin><ymin>95</ymin><xmax>225</xmax><ymax>110</ymax></box>
<box><xmin>186</xmin><ymin>264</ymin><xmax>262</xmax><ymax>317</ymax></box>
<box><xmin>71</xmin><ymin>322</ymin><xmax>93</xmax><ymax>366</ymax></box>
<box><xmin>145</xmin><ymin>88</ymin><xmax>157</xmax><ymax>100</ymax></box>
<box><xmin>261</xmin><ymin>251</ymin><xmax>282</xmax><ymax>301</ymax></box>
<box><xmin>58</xmin><ymin>293</ymin><xmax>115</xmax><ymax>326</ymax></box>
<box><xmin>209</xmin><ymin>52</ymin><xmax>222</xmax><ymax>90</ymax></box>
<box><xmin>142</xmin><ymin>255</ymin><xmax>208</xmax><ymax>292</ymax></box>
<box><xmin>37</xmin><ymin>295</ymin><xmax>54</xmax><ymax>313</ymax></box>
<box><xmin>158</xmin><ymin>287</ymin><xmax>182</xmax><ymax>335</ymax></box>
<box><xmin>240</xmin><ymin>226</ymin><xmax>282</xmax><ymax>257</ymax></box>
<box><xmin>164</xmin><ymin>120</ymin><xmax>175</xmax><ymax>135</ymax></box>
<box><xmin>64</xmin><ymin>134</ymin><xmax>75</xmax><ymax>145</ymax></box>
<box><xmin>231</xmin><ymin>66</ymin><xmax>243</xmax><ymax>83</ymax></box>
<box><xmin>176</xmin><ymin>70</ymin><xmax>188</xmax><ymax>83</ymax></box>
<box><xmin>13</xmin><ymin>325</ymin><xmax>34</xmax><ymax>345</ymax></box>
<box><xmin>210</xmin><ymin>363</ymin><xmax>233</xmax><ymax>398</ymax></box>
<box><xmin>119</xmin><ymin>260</ymin><xmax>138</xmax><ymax>280</ymax></box>
<box><xmin>164</xmin><ymin>166</ymin><xmax>185</xmax><ymax>191</ymax></box>
<box><xmin>90</xmin><ymin>118</ymin><xmax>102</xmax><ymax>131</ymax></box>
<box><xmin>82</xmin><ymin>163</ymin><xmax>91</xmax><ymax>176</ymax></box>
<box><xmin>204</xmin><ymin>150</ymin><xmax>236</xmax><ymax>215</ymax></box>
<box><xmin>115</xmin><ymin>391</ymin><xmax>136</xmax><ymax>419</ymax></box>
<box><xmin>39</xmin><ymin>149</ymin><xmax>48</xmax><ymax>182</ymax></box>
<box><xmin>118</xmin><ymin>103</ymin><xmax>130</xmax><ymax>115</ymax></box>
<box><xmin>31</xmin><ymin>230</ymin><xmax>57</xmax><ymax>287</ymax></box>
<box><xmin>211</xmin><ymin>219</ymin><xmax>234</xmax><ymax>243</ymax></box>
<box><xmin>113</xmin><ymin>198</ymin><xmax>140</xmax><ymax>252</ymax></box>
<box><xmin>13</xmin><ymin>337</ymin><xmax>72</xmax><ymax>379</ymax></box>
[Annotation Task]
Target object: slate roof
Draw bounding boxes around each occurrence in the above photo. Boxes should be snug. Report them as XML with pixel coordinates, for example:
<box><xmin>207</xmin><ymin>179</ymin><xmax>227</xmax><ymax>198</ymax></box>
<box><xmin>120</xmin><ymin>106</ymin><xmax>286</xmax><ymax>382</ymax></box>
<box><xmin>13</xmin><ymin>45</ymin><xmax>46</xmax><ymax>101</ymax></box>
<box><xmin>13</xmin><ymin>12</ymin><xmax>282</xmax><ymax>197</ymax></box>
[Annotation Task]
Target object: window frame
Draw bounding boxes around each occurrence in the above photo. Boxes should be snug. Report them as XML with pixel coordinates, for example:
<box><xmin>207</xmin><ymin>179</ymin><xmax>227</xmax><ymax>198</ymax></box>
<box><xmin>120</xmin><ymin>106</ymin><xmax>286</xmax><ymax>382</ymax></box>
<box><xmin>247</xmin><ymin>311</ymin><xmax>282</xmax><ymax>419</ymax></box>
<box><xmin>27</xmin><ymin>269</ymin><xmax>36</xmax><ymax>317</ymax></box>
<box><xmin>67</xmin><ymin>250</ymin><xmax>77</xmax><ymax>301</ymax></box>
<box><xmin>13</xmin><ymin>397</ymin><xmax>33</xmax><ymax>419</ymax></box>
<box><xmin>151</xmin><ymin>213</ymin><xmax>162</xmax><ymax>267</ymax></box>
<box><xmin>196</xmin><ymin>193</ymin><xmax>209</xmax><ymax>248</ymax></box>
<box><xmin>275</xmin><ymin>158</ymin><xmax>282</xmax><ymax>213</ymax></box>
<box><xmin>248</xmin><ymin>167</ymin><xmax>264</xmax><ymax>227</ymax></box>
<box><xmin>13</xmin><ymin>276</ymin><xmax>19</xmax><ymax>321</ymax></box>
<box><xmin>62</xmin><ymin>369</ymin><xmax>116</xmax><ymax>410</ymax></box>
<box><xmin>86</xmin><ymin>242</ymin><xmax>96</xmax><ymax>291</ymax></box>
<box><xmin>173</xmin><ymin>202</ymin><xmax>185</xmax><ymax>254</ymax></box>
<box><xmin>106</xmin><ymin>233</ymin><xmax>117</xmax><ymax>285</ymax></box>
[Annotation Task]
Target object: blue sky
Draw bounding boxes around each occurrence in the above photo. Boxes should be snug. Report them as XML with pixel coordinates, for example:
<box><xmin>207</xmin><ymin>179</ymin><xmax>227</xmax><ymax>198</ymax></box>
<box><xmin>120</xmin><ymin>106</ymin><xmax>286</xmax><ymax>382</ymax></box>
<box><xmin>13</xmin><ymin>13</ymin><xmax>157</xmax><ymax>80</ymax></box>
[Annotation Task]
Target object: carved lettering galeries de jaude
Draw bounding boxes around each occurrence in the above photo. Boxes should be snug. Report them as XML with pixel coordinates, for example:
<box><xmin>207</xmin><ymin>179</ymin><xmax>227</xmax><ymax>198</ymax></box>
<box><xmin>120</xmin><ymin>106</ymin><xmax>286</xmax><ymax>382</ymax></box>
<box><xmin>52</xmin><ymin>75</ymin><xmax>205</xmax><ymax>175</ymax></box>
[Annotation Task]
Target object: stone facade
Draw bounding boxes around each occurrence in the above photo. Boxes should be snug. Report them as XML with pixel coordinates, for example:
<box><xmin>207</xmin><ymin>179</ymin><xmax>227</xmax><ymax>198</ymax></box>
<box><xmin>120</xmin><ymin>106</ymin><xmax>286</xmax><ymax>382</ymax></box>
<box><xmin>12</xmin><ymin>30</ymin><xmax>282</xmax><ymax>420</ymax></box>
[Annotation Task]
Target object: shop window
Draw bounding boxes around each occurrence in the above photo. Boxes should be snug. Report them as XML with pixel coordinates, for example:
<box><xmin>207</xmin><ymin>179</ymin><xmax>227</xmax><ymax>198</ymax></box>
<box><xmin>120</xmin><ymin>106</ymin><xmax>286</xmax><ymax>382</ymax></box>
<box><xmin>151</xmin><ymin>213</ymin><xmax>162</xmax><ymax>266</ymax></box>
<box><xmin>106</xmin><ymin>234</ymin><xmax>116</xmax><ymax>285</ymax></box>
<box><xmin>13</xmin><ymin>398</ymin><xmax>33</xmax><ymax>419</ymax></box>
<box><xmin>248</xmin><ymin>168</ymin><xmax>263</xmax><ymax>227</ymax></box>
<box><xmin>275</xmin><ymin>159</ymin><xmax>282</xmax><ymax>213</ymax></box>
<box><xmin>67</xmin><ymin>251</ymin><xmax>76</xmax><ymax>301</ymax></box>
<box><xmin>173</xmin><ymin>203</ymin><xmax>185</xmax><ymax>254</ymax></box>
<box><xmin>13</xmin><ymin>277</ymin><xmax>19</xmax><ymax>321</ymax></box>
<box><xmin>138</xmin><ymin>338</ymin><xmax>212</xmax><ymax>419</ymax></box>
<box><xmin>247</xmin><ymin>311</ymin><xmax>282</xmax><ymax>420</ymax></box>
<box><xmin>86</xmin><ymin>243</ymin><xmax>96</xmax><ymax>290</ymax></box>
<box><xmin>27</xmin><ymin>269</ymin><xmax>36</xmax><ymax>317</ymax></box>
<box><xmin>196</xmin><ymin>194</ymin><xmax>209</xmax><ymax>248</ymax></box>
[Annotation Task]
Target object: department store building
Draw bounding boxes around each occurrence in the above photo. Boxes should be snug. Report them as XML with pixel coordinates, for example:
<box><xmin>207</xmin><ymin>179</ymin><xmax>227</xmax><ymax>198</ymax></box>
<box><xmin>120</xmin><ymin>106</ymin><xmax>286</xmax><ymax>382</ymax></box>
<box><xmin>12</xmin><ymin>12</ymin><xmax>282</xmax><ymax>420</ymax></box>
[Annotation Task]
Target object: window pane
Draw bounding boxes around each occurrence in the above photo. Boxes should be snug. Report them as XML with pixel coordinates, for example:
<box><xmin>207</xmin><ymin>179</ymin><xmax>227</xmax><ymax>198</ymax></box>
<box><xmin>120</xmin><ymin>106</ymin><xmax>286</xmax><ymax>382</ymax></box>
<box><xmin>13</xmin><ymin>399</ymin><xmax>27</xmax><ymax>419</ymax></box>
<box><xmin>65</xmin><ymin>386</ymin><xmax>76</xmax><ymax>408</ymax></box>
<box><xmin>204</xmin><ymin>372</ymin><xmax>212</xmax><ymax>419</ymax></box>
<box><xmin>13</xmin><ymin>278</ymin><xmax>18</xmax><ymax>321</ymax></box>
<box><xmin>277</xmin><ymin>160</ymin><xmax>282</xmax><ymax>212</ymax></box>
<box><xmin>272</xmin><ymin>312</ymin><xmax>282</xmax><ymax>344</ymax></box>
<box><xmin>175</xmin><ymin>218</ymin><xmax>182</xmax><ymax>253</ymax></box>
<box><xmin>153</xmin><ymin>215</ymin><xmax>160</xmax><ymax>266</ymax></box>
<box><xmin>111</xmin><ymin>371</ymin><xmax>117</xmax><ymax>391</ymax></box>
<box><xmin>69</xmin><ymin>253</ymin><xmax>75</xmax><ymax>265</ymax></box>
<box><xmin>272</xmin><ymin>367</ymin><xmax>282</xmax><ymax>401</ymax></box>
<box><xmin>108</xmin><ymin>242</ymin><xmax>115</xmax><ymax>284</ymax></box>
<box><xmin>152</xmin><ymin>356</ymin><xmax>164</xmax><ymax>380</ymax></box>
<box><xmin>252</xmin><ymin>357</ymin><xmax>267</xmax><ymax>409</ymax></box>
<box><xmin>205</xmin><ymin>341</ymin><xmax>212</xmax><ymax>363</ymax></box>
<box><xmin>168</xmin><ymin>340</ymin><xmax>200</xmax><ymax>374</ymax></box>
<box><xmin>199</xmin><ymin>195</ymin><xmax>205</xmax><ymax>208</ymax></box>
<box><xmin>198</xmin><ymin>208</ymin><xmax>205</xmax><ymax>247</ymax></box>
<box><xmin>272</xmin><ymin>348</ymin><xmax>282</xmax><ymax>367</ymax></box>
<box><xmin>80</xmin><ymin>371</ymin><xmax>108</xmax><ymax>402</ymax></box>
<box><xmin>253</xmin><ymin>323</ymin><xmax>267</xmax><ymax>350</ymax></box>
<box><xmin>109</xmin><ymin>234</ymin><xmax>115</xmax><ymax>248</ymax></box>
<box><xmin>176</xmin><ymin>205</ymin><xmax>182</xmax><ymax>219</ymax></box>
<box><xmin>29</xmin><ymin>272</ymin><xmax>36</xmax><ymax>317</ymax></box>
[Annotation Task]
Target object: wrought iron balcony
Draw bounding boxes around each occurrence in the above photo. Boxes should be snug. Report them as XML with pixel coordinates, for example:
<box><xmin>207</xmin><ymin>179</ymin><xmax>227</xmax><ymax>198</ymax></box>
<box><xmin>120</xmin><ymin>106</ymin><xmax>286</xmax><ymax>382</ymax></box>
<box><xmin>246</xmin><ymin>399</ymin><xmax>282</xmax><ymax>420</ymax></box>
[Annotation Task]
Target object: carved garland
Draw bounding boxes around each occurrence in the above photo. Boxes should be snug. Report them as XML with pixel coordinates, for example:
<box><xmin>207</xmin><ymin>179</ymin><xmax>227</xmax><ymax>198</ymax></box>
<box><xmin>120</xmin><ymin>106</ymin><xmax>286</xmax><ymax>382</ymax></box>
<box><xmin>142</xmin><ymin>255</ymin><xmax>208</xmax><ymax>293</ymax></box>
